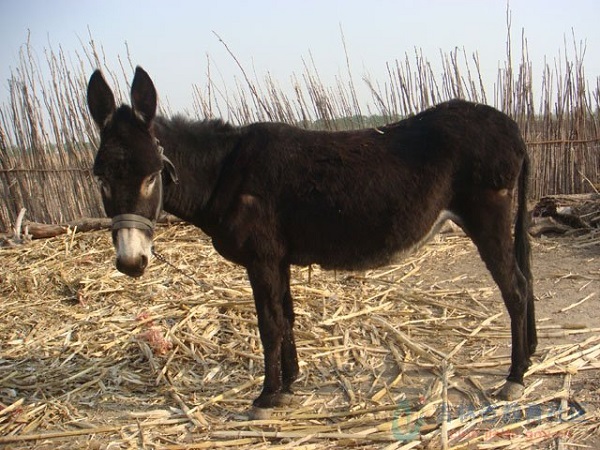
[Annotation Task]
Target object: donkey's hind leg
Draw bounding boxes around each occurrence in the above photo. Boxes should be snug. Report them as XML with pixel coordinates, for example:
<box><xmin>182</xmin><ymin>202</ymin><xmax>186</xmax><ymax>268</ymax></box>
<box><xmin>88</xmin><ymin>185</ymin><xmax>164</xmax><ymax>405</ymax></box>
<box><xmin>281</xmin><ymin>265</ymin><xmax>300</xmax><ymax>394</ymax></box>
<box><xmin>458</xmin><ymin>192</ymin><xmax>531</xmax><ymax>400</ymax></box>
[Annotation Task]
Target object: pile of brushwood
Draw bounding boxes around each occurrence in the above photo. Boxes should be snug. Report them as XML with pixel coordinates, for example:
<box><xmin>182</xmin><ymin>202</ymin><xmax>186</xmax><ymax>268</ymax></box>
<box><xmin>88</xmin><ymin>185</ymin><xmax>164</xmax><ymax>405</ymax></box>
<box><xmin>530</xmin><ymin>194</ymin><xmax>600</xmax><ymax>244</ymax></box>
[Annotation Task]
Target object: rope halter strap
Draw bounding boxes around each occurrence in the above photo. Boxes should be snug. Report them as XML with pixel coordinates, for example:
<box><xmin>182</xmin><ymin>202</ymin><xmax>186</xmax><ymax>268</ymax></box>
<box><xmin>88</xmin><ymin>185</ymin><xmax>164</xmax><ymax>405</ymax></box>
<box><xmin>111</xmin><ymin>214</ymin><xmax>155</xmax><ymax>232</ymax></box>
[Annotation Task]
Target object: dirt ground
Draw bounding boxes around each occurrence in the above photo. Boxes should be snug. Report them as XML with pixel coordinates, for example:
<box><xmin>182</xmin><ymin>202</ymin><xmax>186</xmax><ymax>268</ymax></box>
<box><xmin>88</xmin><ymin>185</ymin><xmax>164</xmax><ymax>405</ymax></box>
<box><xmin>412</xmin><ymin>232</ymin><xmax>600</xmax><ymax>445</ymax></box>
<box><xmin>0</xmin><ymin>225</ymin><xmax>598</xmax><ymax>449</ymax></box>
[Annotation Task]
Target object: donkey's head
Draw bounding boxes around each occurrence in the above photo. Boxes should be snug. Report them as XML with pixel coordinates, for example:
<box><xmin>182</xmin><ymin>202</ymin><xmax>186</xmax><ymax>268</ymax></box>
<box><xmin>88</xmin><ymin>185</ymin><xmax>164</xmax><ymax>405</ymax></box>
<box><xmin>87</xmin><ymin>67</ymin><xmax>177</xmax><ymax>277</ymax></box>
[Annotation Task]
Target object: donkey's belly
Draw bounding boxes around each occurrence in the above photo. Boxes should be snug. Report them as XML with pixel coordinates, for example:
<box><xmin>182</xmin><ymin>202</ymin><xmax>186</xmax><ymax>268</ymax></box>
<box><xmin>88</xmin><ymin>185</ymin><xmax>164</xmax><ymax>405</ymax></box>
<box><xmin>388</xmin><ymin>209</ymin><xmax>462</xmax><ymax>259</ymax></box>
<box><xmin>289</xmin><ymin>210</ymin><xmax>461</xmax><ymax>271</ymax></box>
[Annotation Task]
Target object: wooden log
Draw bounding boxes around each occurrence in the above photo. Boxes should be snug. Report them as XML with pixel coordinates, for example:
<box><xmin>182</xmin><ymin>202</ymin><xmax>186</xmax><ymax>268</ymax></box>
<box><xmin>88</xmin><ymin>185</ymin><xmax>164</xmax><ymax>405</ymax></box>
<box><xmin>529</xmin><ymin>217</ymin><xmax>573</xmax><ymax>237</ymax></box>
<box><xmin>22</xmin><ymin>214</ymin><xmax>183</xmax><ymax>239</ymax></box>
<box><xmin>23</xmin><ymin>218</ymin><xmax>110</xmax><ymax>238</ymax></box>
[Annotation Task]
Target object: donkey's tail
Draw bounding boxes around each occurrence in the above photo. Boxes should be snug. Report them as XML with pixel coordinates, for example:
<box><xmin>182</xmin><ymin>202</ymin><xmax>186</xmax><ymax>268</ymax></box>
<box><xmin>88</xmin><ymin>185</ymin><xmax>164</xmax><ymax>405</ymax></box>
<box><xmin>514</xmin><ymin>151</ymin><xmax>532</xmax><ymax>283</ymax></box>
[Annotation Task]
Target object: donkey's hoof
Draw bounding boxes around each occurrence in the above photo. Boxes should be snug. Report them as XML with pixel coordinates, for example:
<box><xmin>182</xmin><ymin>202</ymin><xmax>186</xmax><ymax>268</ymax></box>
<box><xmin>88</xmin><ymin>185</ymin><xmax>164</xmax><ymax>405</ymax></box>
<box><xmin>498</xmin><ymin>381</ymin><xmax>524</xmax><ymax>401</ymax></box>
<box><xmin>276</xmin><ymin>393</ymin><xmax>295</xmax><ymax>406</ymax></box>
<box><xmin>253</xmin><ymin>392</ymin><xmax>295</xmax><ymax>409</ymax></box>
<box><xmin>247</xmin><ymin>392</ymin><xmax>295</xmax><ymax>419</ymax></box>
<box><xmin>247</xmin><ymin>406</ymin><xmax>273</xmax><ymax>420</ymax></box>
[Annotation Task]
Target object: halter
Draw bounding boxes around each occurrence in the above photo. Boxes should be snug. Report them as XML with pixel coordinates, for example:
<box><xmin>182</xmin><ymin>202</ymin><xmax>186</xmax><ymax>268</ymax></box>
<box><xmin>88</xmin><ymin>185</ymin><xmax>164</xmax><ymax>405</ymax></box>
<box><xmin>111</xmin><ymin>213</ymin><xmax>155</xmax><ymax>231</ymax></box>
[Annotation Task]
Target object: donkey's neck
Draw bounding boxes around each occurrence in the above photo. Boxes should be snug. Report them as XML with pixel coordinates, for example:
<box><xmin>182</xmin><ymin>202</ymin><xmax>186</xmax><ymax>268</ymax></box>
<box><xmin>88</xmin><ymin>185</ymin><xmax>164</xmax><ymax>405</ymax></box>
<box><xmin>154</xmin><ymin>116</ymin><xmax>239</xmax><ymax>225</ymax></box>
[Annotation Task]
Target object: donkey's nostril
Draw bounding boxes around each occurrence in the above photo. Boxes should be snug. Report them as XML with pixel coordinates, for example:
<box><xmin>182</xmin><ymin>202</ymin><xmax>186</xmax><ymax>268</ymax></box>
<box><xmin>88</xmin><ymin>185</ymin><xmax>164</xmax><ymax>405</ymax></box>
<box><xmin>140</xmin><ymin>255</ymin><xmax>148</xmax><ymax>271</ymax></box>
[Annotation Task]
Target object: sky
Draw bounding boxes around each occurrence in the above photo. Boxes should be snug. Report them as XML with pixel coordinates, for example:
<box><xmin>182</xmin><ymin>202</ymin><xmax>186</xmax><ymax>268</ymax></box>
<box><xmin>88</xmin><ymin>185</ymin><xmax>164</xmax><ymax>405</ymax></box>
<box><xmin>0</xmin><ymin>0</ymin><xmax>599</xmax><ymax>117</ymax></box>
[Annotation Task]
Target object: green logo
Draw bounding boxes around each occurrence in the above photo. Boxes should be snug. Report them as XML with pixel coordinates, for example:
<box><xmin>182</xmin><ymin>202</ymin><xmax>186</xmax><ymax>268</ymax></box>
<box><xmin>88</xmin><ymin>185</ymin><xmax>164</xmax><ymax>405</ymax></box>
<box><xmin>391</xmin><ymin>400</ymin><xmax>423</xmax><ymax>441</ymax></box>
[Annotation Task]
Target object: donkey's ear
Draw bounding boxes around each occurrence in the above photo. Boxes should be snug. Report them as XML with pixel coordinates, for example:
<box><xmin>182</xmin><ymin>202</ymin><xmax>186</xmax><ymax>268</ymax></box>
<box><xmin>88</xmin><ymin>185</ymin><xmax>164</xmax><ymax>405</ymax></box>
<box><xmin>87</xmin><ymin>70</ymin><xmax>116</xmax><ymax>128</ymax></box>
<box><xmin>131</xmin><ymin>66</ymin><xmax>157</xmax><ymax>125</ymax></box>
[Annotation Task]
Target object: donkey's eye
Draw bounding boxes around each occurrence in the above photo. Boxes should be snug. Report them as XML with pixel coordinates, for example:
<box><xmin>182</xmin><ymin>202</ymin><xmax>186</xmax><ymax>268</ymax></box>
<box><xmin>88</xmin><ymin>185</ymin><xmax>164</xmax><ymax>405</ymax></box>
<box><xmin>145</xmin><ymin>173</ymin><xmax>159</xmax><ymax>189</ymax></box>
<box><xmin>140</xmin><ymin>173</ymin><xmax>160</xmax><ymax>197</ymax></box>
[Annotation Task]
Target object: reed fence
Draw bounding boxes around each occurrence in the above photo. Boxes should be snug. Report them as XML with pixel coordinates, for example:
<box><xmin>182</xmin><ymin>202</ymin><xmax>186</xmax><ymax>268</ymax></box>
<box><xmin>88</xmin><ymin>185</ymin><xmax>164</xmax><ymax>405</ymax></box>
<box><xmin>1</xmin><ymin>33</ymin><xmax>599</xmax><ymax>232</ymax></box>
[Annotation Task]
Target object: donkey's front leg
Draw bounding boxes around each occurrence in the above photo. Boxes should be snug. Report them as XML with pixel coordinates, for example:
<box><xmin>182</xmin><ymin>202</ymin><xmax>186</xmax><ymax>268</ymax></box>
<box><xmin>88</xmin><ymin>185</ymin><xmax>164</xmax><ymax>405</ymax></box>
<box><xmin>247</xmin><ymin>262</ymin><xmax>293</xmax><ymax>410</ymax></box>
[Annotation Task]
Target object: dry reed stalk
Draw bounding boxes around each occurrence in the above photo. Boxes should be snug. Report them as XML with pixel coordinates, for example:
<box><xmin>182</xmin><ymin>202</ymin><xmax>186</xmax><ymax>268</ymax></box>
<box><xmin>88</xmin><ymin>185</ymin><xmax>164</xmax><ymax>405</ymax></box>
<box><xmin>164</xmin><ymin>440</ymin><xmax>287</xmax><ymax>450</ymax></box>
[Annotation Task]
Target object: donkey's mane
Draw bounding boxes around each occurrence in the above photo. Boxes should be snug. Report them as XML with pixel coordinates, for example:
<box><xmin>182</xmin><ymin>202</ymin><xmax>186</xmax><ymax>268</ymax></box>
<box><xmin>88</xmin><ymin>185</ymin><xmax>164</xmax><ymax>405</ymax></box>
<box><xmin>157</xmin><ymin>115</ymin><xmax>236</xmax><ymax>137</ymax></box>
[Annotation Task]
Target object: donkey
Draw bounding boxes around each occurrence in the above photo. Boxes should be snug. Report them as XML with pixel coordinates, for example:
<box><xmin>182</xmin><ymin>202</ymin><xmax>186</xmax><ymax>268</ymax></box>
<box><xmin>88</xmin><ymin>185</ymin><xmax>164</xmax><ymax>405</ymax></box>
<box><xmin>87</xmin><ymin>66</ymin><xmax>536</xmax><ymax>414</ymax></box>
